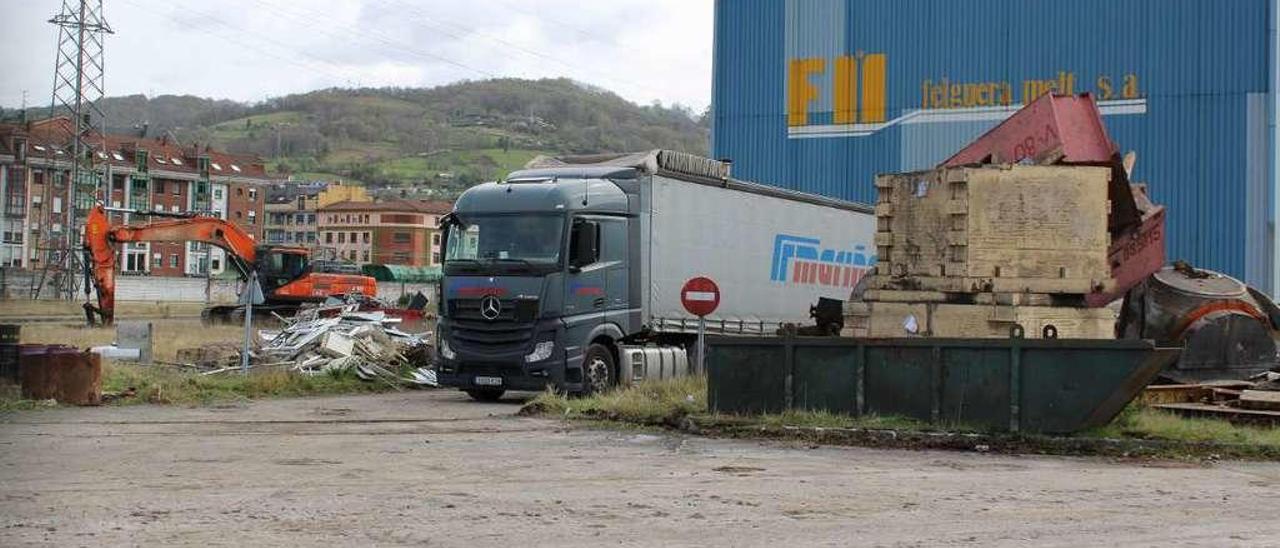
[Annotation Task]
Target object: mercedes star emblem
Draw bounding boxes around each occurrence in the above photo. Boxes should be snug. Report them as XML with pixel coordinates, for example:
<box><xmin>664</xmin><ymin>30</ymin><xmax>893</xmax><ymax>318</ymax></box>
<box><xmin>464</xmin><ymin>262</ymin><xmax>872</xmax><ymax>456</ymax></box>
<box><xmin>480</xmin><ymin>295</ymin><xmax>502</xmax><ymax>320</ymax></box>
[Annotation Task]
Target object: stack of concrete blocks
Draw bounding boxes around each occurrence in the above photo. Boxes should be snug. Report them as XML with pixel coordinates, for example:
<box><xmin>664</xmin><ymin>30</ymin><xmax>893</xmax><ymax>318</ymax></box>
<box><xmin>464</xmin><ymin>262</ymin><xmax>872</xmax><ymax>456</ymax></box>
<box><xmin>844</xmin><ymin>164</ymin><xmax>1118</xmax><ymax>339</ymax></box>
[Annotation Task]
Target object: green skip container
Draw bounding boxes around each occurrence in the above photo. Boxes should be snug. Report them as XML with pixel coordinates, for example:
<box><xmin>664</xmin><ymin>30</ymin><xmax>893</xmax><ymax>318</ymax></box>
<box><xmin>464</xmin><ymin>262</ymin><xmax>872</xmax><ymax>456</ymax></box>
<box><xmin>706</xmin><ymin>333</ymin><xmax>1180</xmax><ymax>434</ymax></box>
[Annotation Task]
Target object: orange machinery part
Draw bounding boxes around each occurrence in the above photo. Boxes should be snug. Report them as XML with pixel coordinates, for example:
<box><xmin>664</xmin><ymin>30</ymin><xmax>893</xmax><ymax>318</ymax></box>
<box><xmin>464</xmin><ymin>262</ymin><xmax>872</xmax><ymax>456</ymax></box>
<box><xmin>84</xmin><ymin>204</ymin><xmax>260</xmax><ymax>324</ymax></box>
<box><xmin>274</xmin><ymin>272</ymin><xmax>378</xmax><ymax>300</ymax></box>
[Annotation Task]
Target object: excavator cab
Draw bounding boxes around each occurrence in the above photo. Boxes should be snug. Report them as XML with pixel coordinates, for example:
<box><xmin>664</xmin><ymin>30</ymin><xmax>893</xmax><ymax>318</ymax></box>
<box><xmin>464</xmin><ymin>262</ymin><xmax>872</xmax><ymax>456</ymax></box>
<box><xmin>255</xmin><ymin>246</ymin><xmax>310</xmax><ymax>295</ymax></box>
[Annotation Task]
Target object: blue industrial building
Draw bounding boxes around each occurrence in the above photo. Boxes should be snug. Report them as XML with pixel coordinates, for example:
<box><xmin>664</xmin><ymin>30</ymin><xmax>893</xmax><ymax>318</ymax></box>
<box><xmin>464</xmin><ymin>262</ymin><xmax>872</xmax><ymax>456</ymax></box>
<box><xmin>711</xmin><ymin>0</ymin><xmax>1279</xmax><ymax>295</ymax></box>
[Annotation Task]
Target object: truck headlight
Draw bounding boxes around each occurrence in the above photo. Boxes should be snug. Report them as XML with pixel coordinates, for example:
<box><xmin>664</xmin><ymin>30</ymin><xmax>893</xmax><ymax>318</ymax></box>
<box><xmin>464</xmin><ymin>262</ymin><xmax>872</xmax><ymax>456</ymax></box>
<box><xmin>525</xmin><ymin>340</ymin><xmax>555</xmax><ymax>363</ymax></box>
<box><xmin>440</xmin><ymin>338</ymin><xmax>457</xmax><ymax>360</ymax></box>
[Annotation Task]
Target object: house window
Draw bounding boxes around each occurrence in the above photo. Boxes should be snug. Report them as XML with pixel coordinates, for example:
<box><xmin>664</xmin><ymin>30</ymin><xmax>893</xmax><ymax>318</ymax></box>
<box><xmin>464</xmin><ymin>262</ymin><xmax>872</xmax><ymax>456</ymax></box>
<box><xmin>170</xmin><ymin>253</ymin><xmax>179</xmax><ymax>268</ymax></box>
<box><xmin>325</xmin><ymin>232</ymin><xmax>333</xmax><ymax>244</ymax></box>
<box><xmin>338</xmin><ymin>232</ymin><xmax>345</xmax><ymax>244</ymax></box>
<box><xmin>155</xmin><ymin>182</ymin><xmax>165</xmax><ymax>194</ymax></box>
<box><xmin>52</xmin><ymin>197</ymin><xmax>63</xmax><ymax>214</ymax></box>
<box><xmin>361</xmin><ymin>250</ymin><xmax>369</xmax><ymax>262</ymax></box>
<box><xmin>153</xmin><ymin>253</ymin><xmax>162</xmax><ymax>267</ymax></box>
<box><xmin>307</xmin><ymin>232</ymin><xmax>316</xmax><ymax>243</ymax></box>
<box><xmin>392</xmin><ymin>252</ymin><xmax>410</xmax><ymax>264</ymax></box>
<box><xmin>235</xmin><ymin>211</ymin><xmax>242</xmax><ymax>219</ymax></box>
<box><xmin>393</xmin><ymin>232</ymin><xmax>411</xmax><ymax>243</ymax></box>
<box><xmin>213</xmin><ymin>188</ymin><xmax>223</xmax><ymax>200</ymax></box>
<box><xmin>432</xmin><ymin>252</ymin><xmax>441</xmax><ymax>264</ymax></box>
<box><xmin>248</xmin><ymin>188</ymin><xmax>257</xmax><ymax>201</ymax></box>
<box><xmin>248</xmin><ymin>211</ymin><xmax>257</xmax><ymax>225</ymax></box>
<box><xmin>432</xmin><ymin>233</ymin><xmax>441</xmax><ymax>245</ymax></box>
<box><xmin>237</xmin><ymin>187</ymin><xmax>243</xmax><ymax>196</ymax></box>
<box><xmin>172</xmin><ymin>182</ymin><xmax>180</xmax><ymax>195</ymax></box>
<box><xmin>350</xmin><ymin>231</ymin><xmax>358</xmax><ymax>243</ymax></box>
<box><xmin>211</xmin><ymin>257</ymin><xmax>221</xmax><ymax>271</ymax></box>
<box><xmin>362</xmin><ymin>232</ymin><xmax>370</xmax><ymax>244</ymax></box>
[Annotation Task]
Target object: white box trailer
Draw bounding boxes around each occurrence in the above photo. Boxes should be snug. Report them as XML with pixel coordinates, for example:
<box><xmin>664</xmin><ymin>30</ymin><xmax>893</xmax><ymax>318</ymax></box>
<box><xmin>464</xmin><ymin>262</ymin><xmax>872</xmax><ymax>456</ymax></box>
<box><xmin>639</xmin><ymin>155</ymin><xmax>877</xmax><ymax>334</ymax></box>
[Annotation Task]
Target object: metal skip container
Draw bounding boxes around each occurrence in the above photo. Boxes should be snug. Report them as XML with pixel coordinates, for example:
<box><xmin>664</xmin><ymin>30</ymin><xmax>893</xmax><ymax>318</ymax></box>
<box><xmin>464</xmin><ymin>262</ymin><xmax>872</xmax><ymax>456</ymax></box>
<box><xmin>706</xmin><ymin>334</ymin><xmax>1179</xmax><ymax>434</ymax></box>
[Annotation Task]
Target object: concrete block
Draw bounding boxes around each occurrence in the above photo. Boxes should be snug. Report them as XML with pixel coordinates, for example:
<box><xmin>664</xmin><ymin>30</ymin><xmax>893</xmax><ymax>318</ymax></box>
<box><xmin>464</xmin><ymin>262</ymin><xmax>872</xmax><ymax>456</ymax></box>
<box><xmin>116</xmin><ymin>321</ymin><xmax>154</xmax><ymax>364</ymax></box>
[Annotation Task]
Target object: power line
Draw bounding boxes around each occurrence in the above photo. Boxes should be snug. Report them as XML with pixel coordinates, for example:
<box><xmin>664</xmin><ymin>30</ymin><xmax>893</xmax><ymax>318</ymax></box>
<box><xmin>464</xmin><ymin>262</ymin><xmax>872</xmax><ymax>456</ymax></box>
<box><xmin>229</xmin><ymin>0</ymin><xmax>498</xmax><ymax>80</ymax></box>
<box><xmin>369</xmin><ymin>0</ymin><xmax>668</xmax><ymax>99</ymax></box>
<box><xmin>116</xmin><ymin>0</ymin><xmax>372</xmax><ymax>89</ymax></box>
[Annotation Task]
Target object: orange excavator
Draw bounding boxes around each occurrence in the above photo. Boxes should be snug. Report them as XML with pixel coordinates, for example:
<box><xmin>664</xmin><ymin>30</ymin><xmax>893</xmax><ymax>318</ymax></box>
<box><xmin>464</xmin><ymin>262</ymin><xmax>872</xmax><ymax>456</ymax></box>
<box><xmin>83</xmin><ymin>203</ymin><xmax>377</xmax><ymax>325</ymax></box>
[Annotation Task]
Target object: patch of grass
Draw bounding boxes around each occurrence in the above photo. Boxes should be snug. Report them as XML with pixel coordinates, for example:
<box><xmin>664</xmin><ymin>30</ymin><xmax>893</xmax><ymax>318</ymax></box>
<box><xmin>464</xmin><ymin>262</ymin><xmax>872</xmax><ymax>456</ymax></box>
<box><xmin>19</xmin><ymin>319</ymin><xmax>241</xmax><ymax>362</ymax></box>
<box><xmin>526</xmin><ymin>375</ymin><xmax>706</xmax><ymax>425</ymax></box>
<box><xmin>528</xmin><ymin>377</ymin><xmax>961</xmax><ymax>432</ymax></box>
<box><xmin>1085</xmin><ymin>405</ymin><xmax>1280</xmax><ymax>446</ymax></box>
<box><xmin>521</xmin><ymin>377</ymin><xmax>1280</xmax><ymax>460</ymax></box>
<box><xmin>208</xmin><ymin>111</ymin><xmax>307</xmax><ymax>140</ymax></box>
<box><xmin>99</xmin><ymin>362</ymin><xmax>390</xmax><ymax>406</ymax></box>
<box><xmin>290</xmin><ymin>171</ymin><xmax>366</xmax><ymax>185</ymax></box>
<box><xmin>756</xmin><ymin>410</ymin><xmax>931</xmax><ymax>431</ymax></box>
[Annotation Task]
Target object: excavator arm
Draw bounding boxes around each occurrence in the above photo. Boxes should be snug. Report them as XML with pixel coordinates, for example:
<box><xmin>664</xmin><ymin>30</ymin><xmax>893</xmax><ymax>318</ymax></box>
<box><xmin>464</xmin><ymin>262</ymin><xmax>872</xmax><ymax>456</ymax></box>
<box><xmin>83</xmin><ymin>203</ymin><xmax>261</xmax><ymax>324</ymax></box>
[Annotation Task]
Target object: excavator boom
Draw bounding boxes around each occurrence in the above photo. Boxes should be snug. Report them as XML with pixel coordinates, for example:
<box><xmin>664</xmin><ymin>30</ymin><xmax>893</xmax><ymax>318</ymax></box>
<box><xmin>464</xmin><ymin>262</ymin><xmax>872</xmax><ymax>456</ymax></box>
<box><xmin>84</xmin><ymin>204</ymin><xmax>261</xmax><ymax>324</ymax></box>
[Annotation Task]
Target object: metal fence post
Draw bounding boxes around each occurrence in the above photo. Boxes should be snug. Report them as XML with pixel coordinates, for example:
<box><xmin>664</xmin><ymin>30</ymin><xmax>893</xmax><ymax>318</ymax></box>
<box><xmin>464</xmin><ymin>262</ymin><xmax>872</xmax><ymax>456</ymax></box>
<box><xmin>783</xmin><ymin>332</ymin><xmax>795</xmax><ymax>410</ymax></box>
<box><xmin>930</xmin><ymin>345</ymin><xmax>942</xmax><ymax>424</ymax></box>
<box><xmin>855</xmin><ymin>343</ymin><xmax>866</xmax><ymax>416</ymax></box>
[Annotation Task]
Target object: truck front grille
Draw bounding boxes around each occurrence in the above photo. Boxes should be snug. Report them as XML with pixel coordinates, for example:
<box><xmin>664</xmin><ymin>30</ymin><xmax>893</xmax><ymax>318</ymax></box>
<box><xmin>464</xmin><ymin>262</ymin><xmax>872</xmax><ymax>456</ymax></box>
<box><xmin>448</xmin><ymin>298</ymin><xmax>538</xmax><ymax>355</ymax></box>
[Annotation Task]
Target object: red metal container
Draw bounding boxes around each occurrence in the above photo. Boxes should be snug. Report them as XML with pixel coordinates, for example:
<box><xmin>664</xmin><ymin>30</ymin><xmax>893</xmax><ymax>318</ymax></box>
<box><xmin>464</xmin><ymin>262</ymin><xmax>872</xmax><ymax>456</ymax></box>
<box><xmin>19</xmin><ymin>344</ymin><xmax>102</xmax><ymax>405</ymax></box>
<box><xmin>942</xmin><ymin>93</ymin><xmax>1117</xmax><ymax>167</ymax></box>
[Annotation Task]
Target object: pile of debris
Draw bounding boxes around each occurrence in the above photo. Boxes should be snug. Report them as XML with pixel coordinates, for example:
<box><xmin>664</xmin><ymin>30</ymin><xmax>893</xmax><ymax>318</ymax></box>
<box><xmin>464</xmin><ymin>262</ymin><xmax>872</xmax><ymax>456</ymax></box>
<box><xmin>1141</xmin><ymin>371</ymin><xmax>1280</xmax><ymax>423</ymax></box>
<box><xmin>171</xmin><ymin>304</ymin><xmax>437</xmax><ymax>387</ymax></box>
<box><xmin>256</xmin><ymin>305</ymin><xmax>437</xmax><ymax>387</ymax></box>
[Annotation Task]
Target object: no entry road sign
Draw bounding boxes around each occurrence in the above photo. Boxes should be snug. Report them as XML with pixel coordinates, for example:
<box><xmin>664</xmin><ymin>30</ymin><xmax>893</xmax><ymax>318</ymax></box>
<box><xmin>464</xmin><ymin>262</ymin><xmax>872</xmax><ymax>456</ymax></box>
<box><xmin>681</xmin><ymin>276</ymin><xmax>720</xmax><ymax>317</ymax></box>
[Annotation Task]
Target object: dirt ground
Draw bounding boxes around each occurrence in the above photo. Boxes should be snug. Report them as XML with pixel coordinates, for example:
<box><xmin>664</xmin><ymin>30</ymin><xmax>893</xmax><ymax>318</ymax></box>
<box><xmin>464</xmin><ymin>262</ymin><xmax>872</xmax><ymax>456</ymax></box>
<box><xmin>4</xmin><ymin>392</ymin><xmax>1280</xmax><ymax>547</ymax></box>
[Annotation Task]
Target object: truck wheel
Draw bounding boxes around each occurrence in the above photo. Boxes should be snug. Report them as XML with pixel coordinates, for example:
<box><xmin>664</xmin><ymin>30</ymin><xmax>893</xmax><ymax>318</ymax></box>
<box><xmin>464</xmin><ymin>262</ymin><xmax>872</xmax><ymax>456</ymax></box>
<box><xmin>581</xmin><ymin>343</ymin><xmax>616</xmax><ymax>396</ymax></box>
<box><xmin>465</xmin><ymin>389</ymin><xmax>505</xmax><ymax>402</ymax></box>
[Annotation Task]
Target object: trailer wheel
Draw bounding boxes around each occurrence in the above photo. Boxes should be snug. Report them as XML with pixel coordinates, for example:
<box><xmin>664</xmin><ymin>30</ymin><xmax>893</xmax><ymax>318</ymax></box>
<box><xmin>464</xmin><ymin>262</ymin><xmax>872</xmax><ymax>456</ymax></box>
<box><xmin>581</xmin><ymin>343</ymin><xmax>616</xmax><ymax>396</ymax></box>
<box><xmin>465</xmin><ymin>389</ymin><xmax>505</xmax><ymax>402</ymax></box>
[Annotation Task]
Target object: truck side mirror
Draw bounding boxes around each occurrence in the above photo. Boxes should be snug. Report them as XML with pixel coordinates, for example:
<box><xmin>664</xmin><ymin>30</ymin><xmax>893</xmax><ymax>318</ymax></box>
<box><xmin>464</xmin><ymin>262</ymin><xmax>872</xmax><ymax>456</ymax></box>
<box><xmin>569</xmin><ymin>220</ymin><xmax>599</xmax><ymax>271</ymax></box>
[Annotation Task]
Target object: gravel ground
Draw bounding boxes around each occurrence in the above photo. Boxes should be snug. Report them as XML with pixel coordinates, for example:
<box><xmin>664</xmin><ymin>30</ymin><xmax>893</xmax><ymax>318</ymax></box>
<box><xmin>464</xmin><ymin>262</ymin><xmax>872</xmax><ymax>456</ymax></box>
<box><xmin>4</xmin><ymin>390</ymin><xmax>1280</xmax><ymax>546</ymax></box>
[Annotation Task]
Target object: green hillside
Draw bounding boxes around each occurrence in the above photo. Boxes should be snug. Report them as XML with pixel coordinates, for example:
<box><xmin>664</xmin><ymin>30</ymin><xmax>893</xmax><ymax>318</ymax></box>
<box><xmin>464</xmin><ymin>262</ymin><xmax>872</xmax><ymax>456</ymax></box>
<box><xmin>7</xmin><ymin>78</ymin><xmax>708</xmax><ymax>198</ymax></box>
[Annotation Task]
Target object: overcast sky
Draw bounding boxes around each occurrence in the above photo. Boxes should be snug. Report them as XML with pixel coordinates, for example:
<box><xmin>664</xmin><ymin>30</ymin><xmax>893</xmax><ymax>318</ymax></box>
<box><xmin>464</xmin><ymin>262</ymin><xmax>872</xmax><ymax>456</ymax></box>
<box><xmin>1</xmin><ymin>0</ymin><xmax>713</xmax><ymax>111</ymax></box>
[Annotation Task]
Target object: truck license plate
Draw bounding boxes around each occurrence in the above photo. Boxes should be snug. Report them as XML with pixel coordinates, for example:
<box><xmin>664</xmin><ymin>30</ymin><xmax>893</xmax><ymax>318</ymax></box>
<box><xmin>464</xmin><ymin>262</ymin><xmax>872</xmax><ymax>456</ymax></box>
<box><xmin>474</xmin><ymin>376</ymin><xmax>503</xmax><ymax>386</ymax></box>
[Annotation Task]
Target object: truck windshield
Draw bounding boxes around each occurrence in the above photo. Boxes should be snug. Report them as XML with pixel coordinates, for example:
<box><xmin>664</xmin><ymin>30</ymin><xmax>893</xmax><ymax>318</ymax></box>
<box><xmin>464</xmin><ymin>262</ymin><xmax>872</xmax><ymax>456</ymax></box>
<box><xmin>445</xmin><ymin>214</ymin><xmax>564</xmax><ymax>272</ymax></box>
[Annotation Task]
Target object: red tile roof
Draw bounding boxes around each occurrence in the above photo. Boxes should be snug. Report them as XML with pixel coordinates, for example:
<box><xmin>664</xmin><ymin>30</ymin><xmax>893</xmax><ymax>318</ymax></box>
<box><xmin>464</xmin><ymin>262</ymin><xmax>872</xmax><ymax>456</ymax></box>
<box><xmin>0</xmin><ymin>117</ymin><xmax>270</xmax><ymax>180</ymax></box>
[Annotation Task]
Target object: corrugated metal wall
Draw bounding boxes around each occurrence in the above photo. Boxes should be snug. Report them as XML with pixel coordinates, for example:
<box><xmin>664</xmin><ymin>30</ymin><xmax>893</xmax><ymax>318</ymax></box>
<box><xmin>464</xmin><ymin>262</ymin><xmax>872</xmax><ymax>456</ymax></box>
<box><xmin>712</xmin><ymin>0</ymin><xmax>1278</xmax><ymax>295</ymax></box>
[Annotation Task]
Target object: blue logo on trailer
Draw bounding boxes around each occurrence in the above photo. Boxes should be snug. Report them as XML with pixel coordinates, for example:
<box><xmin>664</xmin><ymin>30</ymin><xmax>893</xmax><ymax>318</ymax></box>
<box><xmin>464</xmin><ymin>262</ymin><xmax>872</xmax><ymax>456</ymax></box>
<box><xmin>770</xmin><ymin>233</ymin><xmax>875</xmax><ymax>286</ymax></box>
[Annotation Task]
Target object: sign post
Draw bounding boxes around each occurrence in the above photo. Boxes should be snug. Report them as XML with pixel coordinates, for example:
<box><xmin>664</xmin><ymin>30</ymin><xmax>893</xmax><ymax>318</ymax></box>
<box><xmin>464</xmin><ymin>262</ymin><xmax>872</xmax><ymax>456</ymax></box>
<box><xmin>239</xmin><ymin>271</ymin><xmax>265</xmax><ymax>375</ymax></box>
<box><xmin>680</xmin><ymin>276</ymin><xmax>721</xmax><ymax>375</ymax></box>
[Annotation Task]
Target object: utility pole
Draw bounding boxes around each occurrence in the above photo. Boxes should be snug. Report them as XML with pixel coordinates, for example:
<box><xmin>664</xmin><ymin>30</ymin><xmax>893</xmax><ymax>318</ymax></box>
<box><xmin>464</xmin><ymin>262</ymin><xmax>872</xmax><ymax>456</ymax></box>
<box><xmin>42</xmin><ymin>0</ymin><xmax>113</xmax><ymax>301</ymax></box>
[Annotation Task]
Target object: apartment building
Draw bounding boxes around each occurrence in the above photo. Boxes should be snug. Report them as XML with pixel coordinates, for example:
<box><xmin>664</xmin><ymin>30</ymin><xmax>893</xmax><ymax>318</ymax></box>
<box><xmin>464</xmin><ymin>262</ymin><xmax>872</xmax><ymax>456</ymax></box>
<box><xmin>0</xmin><ymin>117</ymin><xmax>270</xmax><ymax>277</ymax></box>
<box><xmin>318</xmin><ymin>199</ymin><xmax>451</xmax><ymax>267</ymax></box>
